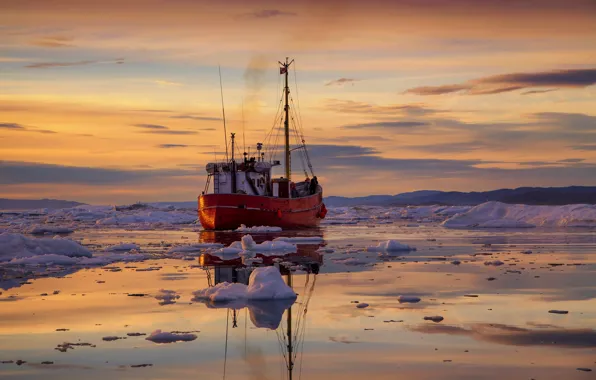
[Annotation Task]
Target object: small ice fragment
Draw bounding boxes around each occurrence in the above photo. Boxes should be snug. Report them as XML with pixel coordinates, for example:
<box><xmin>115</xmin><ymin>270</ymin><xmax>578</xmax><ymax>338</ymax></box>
<box><xmin>106</xmin><ymin>243</ymin><xmax>140</xmax><ymax>252</ymax></box>
<box><xmin>234</xmin><ymin>224</ymin><xmax>282</xmax><ymax>233</ymax></box>
<box><xmin>398</xmin><ymin>295</ymin><xmax>421</xmax><ymax>303</ymax></box>
<box><xmin>484</xmin><ymin>260</ymin><xmax>504</xmax><ymax>266</ymax></box>
<box><xmin>548</xmin><ymin>310</ymin><xmax>569</xmax><ymax>314</ymax></box>
<box><xmin>367</xmin><ymin>240</ymin><xmax>416</xmax><ymax>252</ymax></box>
<box><xmin>356</xmin><ymin>303</ymin><xmax>369</xmax><ymax>309</ymax></box>
<box><xmin>102</xmin><ymin>336</ymin><xmax>126</xmax><ymax>341</ymax></box>
<box><xmin>127</xmin><ymin>332</ymin><xmax>146</xmax><ymax>337</ymax></box>
<box><xmin>521</xmin><ymin>250</ymin><xmax>533</xmax><ymax>254</ymax></box>
<box><xmin>576</xmin><ymin>368</ymin><xmax>592</xmax><ymax>372</ymax></box>
<box><xmin>451</xmin><ymin>260</ymin><xmax>461</xmax><ymax>265</ymax></box>
<box><xmin>131</xmin><ymin>363</ymin><xmax>153</xmax><ymax>368</ymax></box>
<box><xmin>146</xmin><ymin>330</ymin><xmax>197</xmax><ymax>344</ymax></box>
<box><xmin>424</xmin><ymin>316</ymin><xmax>444</xmax><ymax>323</ymax></box>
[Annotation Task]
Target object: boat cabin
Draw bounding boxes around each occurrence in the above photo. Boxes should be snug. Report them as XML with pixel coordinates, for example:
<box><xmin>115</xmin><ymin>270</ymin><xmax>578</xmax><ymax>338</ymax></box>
<box><xmin>204</xmin><ymin>142</ymin><xmax>314</xmax><ymax>199</ymax></box>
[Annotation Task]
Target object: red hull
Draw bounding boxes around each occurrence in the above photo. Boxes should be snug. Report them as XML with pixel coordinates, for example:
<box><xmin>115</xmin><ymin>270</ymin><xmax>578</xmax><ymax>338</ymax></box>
<box><xmin>199</xmin><ymin>192</ymin><xmax>324</xmax><ymax>230</ymax></box>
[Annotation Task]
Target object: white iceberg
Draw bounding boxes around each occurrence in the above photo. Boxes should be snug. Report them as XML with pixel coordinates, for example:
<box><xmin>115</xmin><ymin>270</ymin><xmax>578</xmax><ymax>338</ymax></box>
<box><xmin>367</xmin><ymin>240</ymin><xmax>416</xmax><ymax>252</ymax></box>
<box><xmin>192</xmin><ymin>266</ymin><xmax>296</xmax><ymax>302</ymax></box>
<box><xmin>0</xmin><ymin>233</ymin><xmax>92</xmax><ymax>262</ymax></box>
<box><xmin>443</xmin><ymin>201</ymin><xmax>596</xmax><ymax>228</ymax></box>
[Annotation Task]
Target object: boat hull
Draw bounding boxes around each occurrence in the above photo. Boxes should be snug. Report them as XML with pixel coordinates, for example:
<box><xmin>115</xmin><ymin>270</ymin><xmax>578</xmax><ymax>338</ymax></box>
<box><xmin>199</xmin><ymin>192</ymin><xmax>324</xmax><ymax>230</ymax></box>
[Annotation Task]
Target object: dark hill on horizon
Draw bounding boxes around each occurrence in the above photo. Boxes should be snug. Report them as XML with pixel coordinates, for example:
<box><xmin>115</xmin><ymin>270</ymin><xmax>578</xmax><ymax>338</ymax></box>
<box><xmin>324</xmin><ymin>186</ymin><xmax>596</xmax><ymax>207</ymax></box>
<box><xmin>0</xmin><ymin>198</ymin><xmax>85</xmax><ymax>210</ymax></box>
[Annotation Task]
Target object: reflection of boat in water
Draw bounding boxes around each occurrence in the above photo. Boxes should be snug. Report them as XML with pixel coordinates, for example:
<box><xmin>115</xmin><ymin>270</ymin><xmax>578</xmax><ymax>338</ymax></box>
<box><xmin>197</xmin><ymin>244</ymin><xmax>321</xmax><ymax>379</ymax></box>
<box><xmin>198</xmin><ymin>230</ymin><xmax>324</xmax><ymax>277</ymax></box>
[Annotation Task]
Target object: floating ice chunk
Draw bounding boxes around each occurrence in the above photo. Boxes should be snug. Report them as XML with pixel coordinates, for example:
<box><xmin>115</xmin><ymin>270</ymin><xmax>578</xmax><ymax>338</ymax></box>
<box><xmin>367</xmin><ymin>240</ymin><xmax>416</xmax><ymax>252</ymax></box>
<box><xmin>167</xmin><ymin>243</ymin><xmax>223</xmax><ymax>254</ymax></box>
<box><xmin>106</xmin><ymin>243</ymin><xmax>140</xmax><ymax>252</ymax></box>
<box><xmin>79</xmin><ymin>253</ymin><xmax>147</xmax><ymax>266</ymax></box>
<box><xmin>155</xmin><ymin>289</ymin><xmax>180</xmax><ymax>305</ymax></box>
<box><xmin>145</xmin><ymin>330</ymin><xmax>197</xmax><ymax>344</ymax></box>
<box><xmin>27</xmin><ymin>226</ymin><xmax>74</xmax><ymax>235</ymax></box>
<box><xmin>0</xmin><ymin>233</ymin><xmax>91</xmax><ymax>262</ymax></box>
<box><xmin>192</xmin><ymin>282</ymin><xmax>248</xmax><ymax>302</ymax></box>
<box><xmin>398</xmin><ymin>295</ymin><xmax>421</xmax><ymax>303</ymax></box>
<box><xmin>241</xmin><ymin>235</ymin><xmax>297</xmax><ymax>253</ymax></box>
<box><xmin>332</xmin><ymin>257</ymin><xmax>372</xmax><ymax>266</ymax></box>
<box><xmin>548</xmin><ymin>310</ymin><xmax>569</xmax><ymax>314</ymax></box>
<box><xmin>96</xmin><ymin>210</ymin><xmax>197</xmax><ymax>226</ymax></box>
<box><xmin>442</xmin><ymin>201</ymin><xmax>596</xmax><ymax>229</ymax></box>
<box><xmin>5</xmin><ymin>254</ymin><xmax>80</xmax><ymax>266</ymax></box>
<box><xmin>273</xmin><ymin>236</ymin><xmax>324</xmax><ymax>243</ymax></box>
<box><xmin>484</xmin><ymin>260</ymin><xmax>504</xmax><ymax>266</ymax></box>
<box><xmin>102</xmin><ymin>336</ymin><xmax>126</xmax><ymax>341</ymax></box>
<box><xmin>235</xmin><ymin>224</ymin><xmax>282</xmax><ymax>233</ymax></box>
<box><xmin>246</xmin><ymin>267</ymin><xmax>296</xmax><ymax>300</ymax></box>
<box><xmin>192</xmin><ymin>267</ymin><xmax>296</xmax><ymax>303</ymax></box>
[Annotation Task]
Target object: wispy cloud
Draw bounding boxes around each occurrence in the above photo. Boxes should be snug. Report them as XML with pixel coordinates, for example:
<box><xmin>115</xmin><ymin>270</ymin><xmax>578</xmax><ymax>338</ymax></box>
<box><xmin>156</xmin><ymin>144</ymin><xmax>192</xmax><ymax>148</ymax></box>
<box><xmin>133</xmin><ymin>123</ymin><xmax>197</xmax><ymax>135</ymax></box>
<box><xmin>133</xmin><ymin>124</ymin><xmax>168</xmax><ymax>130</ymax></box>
<box><xmin>405</xmin><ymin>68</ymin><xmax>596</xmax><ymax>96</ymax></box>
<box><xmin>29</xmin><ymin>36</ymin><xmax>74</xmax><ymax>48</ymax></box>
<box><xmin>25</xmin><ymin>58</ymin><xmax>124</xmax><ymax>69</ymax></box>
<box><xmin>522</xmin><ymin>88</ymin><xmax>558</xmax><ymax>95</ymax></box>
<box><xmin>153</xmin><ymin>80</ymin><xmax>183</xmax><ymax>86</ymax></box>
<box><xmin>341</xmin><ymin>121</ymin><xmax>429</xmax><ymax>129</ymax></box>
<box><xmin>0</xmin><ymin>122</ymin><xmax>56</xmax><ymax>134</ymax></box>
<box><xmin>323</xmin><ymin>99</ymin><xmax>444</xmax><ymax>116</ymax></box>
<box><xmin>325</xmin><ymin>78</ymin><xmax>359</xmax><ymax>87</ymax></box>
<box><xmin>570</xmin><ymin>144</ymin><xmax>596</xmax><ymax>151</ymax></box>
<box><xmin>169</xmin><ymin>114</ymin><xmax>221</xmax><ymax>121</ymax></box>
<box><xmin>557</xmin><ymin>158</ymin><xmax>585</xmax><ymax>163</ymax></box>
<box><xmin>241</xmin><ymin>9</ymin><xmax>297</xmax><ymax>19</ymax></box>
<box><xmin>0</xmin><ymin>122</ymin><xmax>25</xmax><ymax>130</ymax></box>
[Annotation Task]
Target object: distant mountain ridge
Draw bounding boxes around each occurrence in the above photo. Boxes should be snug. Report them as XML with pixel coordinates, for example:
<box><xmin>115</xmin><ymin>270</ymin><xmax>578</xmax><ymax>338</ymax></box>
<box><xmin>324</xmin><ymin>186</ymin><xmax>596</xmax><ymax>207</ymax></box>
<box><xmin>0</xmin><ymin>198</ymin><xmax>85</xmax><ymax>210</ymax></box>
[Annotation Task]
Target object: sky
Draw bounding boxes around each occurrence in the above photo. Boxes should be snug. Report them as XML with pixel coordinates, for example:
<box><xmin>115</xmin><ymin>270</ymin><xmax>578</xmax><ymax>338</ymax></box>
<box><xmin>1</xmin><ymin>0</ymin><xmax>596</xmax><ymax>204</ymax></box>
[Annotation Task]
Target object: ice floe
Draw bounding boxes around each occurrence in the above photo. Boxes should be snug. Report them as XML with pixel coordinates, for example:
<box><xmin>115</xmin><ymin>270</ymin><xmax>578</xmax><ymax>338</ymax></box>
<box><xmin>398</xmin><ymin>295</ymin><xmax>421</xmax><ymax>303</ymax></box>
<box><xmin>443</xmin><ymin>201</ymin><xmax>596</xmax><ymax>228</ymax></box>
<box><xmin>234</xmin><ymin>224</ymin><xmax>282</xmax><ymax>233</ymax></box>
<box><xmin>273</xmin><ymin>236</ymin><xmax>324</xmax><ymax>243</ymax></box>
<box><xmin>0</xmin><ymin>233</ymin><xmax>92</xmax><ymax>262</ymax></box>
<box><xmin>27</xmin><ymin>225</ymin><xmax>74</xmax><ymax>235</ymax></box>
<box><xmin>154</xmin><ymin>289</ymin><xmax>180</xmax><ymax>305</ymax></box>
<box><xmin>106</xmin><ymin>243</ymin><xmax>140</xmax><ymax>252</ymax></box>
<box><xmin>366</xmin><ymin>240</ymin><xmax>416</xmax><ymax>252</ymax></box>
<box><xmin>145</xmin><ymin>330</ymin><xmax>197</xmax><ymax>344</ymax></box>
<box><xmin>192</xmin><ymin>266</ymin><xmax>296</xmax><ymax>303</ymax></box>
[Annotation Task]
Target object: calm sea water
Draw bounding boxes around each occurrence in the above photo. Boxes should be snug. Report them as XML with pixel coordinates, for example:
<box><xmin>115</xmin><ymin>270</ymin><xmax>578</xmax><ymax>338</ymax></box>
<box><xmin>1</xmin><ymin>223</ymin><xmax>595</xmax><ymax>379</ymax></box>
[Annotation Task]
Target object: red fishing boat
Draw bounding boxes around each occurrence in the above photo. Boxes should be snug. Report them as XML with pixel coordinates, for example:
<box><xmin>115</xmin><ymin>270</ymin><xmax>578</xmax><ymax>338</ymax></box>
<box><xmin>198</xmin><ymin>58</ymin><xmax>327</xmax><ymax>230</ymax></box>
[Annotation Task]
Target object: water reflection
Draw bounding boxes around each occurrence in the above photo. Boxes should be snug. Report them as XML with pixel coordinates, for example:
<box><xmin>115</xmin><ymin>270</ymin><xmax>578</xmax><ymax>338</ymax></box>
<box><xmin>197</xmin><ymin>238</ymin><xmax>322</xmax><ymax>380</ymax></box>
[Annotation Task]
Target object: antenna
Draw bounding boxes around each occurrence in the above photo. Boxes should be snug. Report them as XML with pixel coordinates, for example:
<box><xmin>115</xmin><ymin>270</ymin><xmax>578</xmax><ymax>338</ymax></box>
<box><xmin>242</xmin><ymin>101</ymin><xmax>246</xmax><ymax>155</ymax></box>
<box><xmin>218</xmin><ymin>65</ymin><xmax>229</xmax><ymax>162</ymax></box>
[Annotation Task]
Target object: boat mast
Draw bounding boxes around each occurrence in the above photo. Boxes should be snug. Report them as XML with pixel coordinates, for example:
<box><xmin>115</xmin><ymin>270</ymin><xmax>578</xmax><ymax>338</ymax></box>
<box><xmin>280</xmin><ymin>57</ymin><xmax>294</xmax><ymax>180</ymax></box>
<box><xmin>286</xmin><ymin>271</ymin><xmax>294</xmax><ymax>380</ymax></box>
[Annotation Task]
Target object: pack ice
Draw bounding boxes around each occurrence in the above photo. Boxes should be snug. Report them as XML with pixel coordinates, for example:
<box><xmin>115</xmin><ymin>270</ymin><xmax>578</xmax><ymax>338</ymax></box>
<box><xmin>442</xmin><ymin>201</ymin><xmax>596</xmax><ymax>228</ymax></box>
